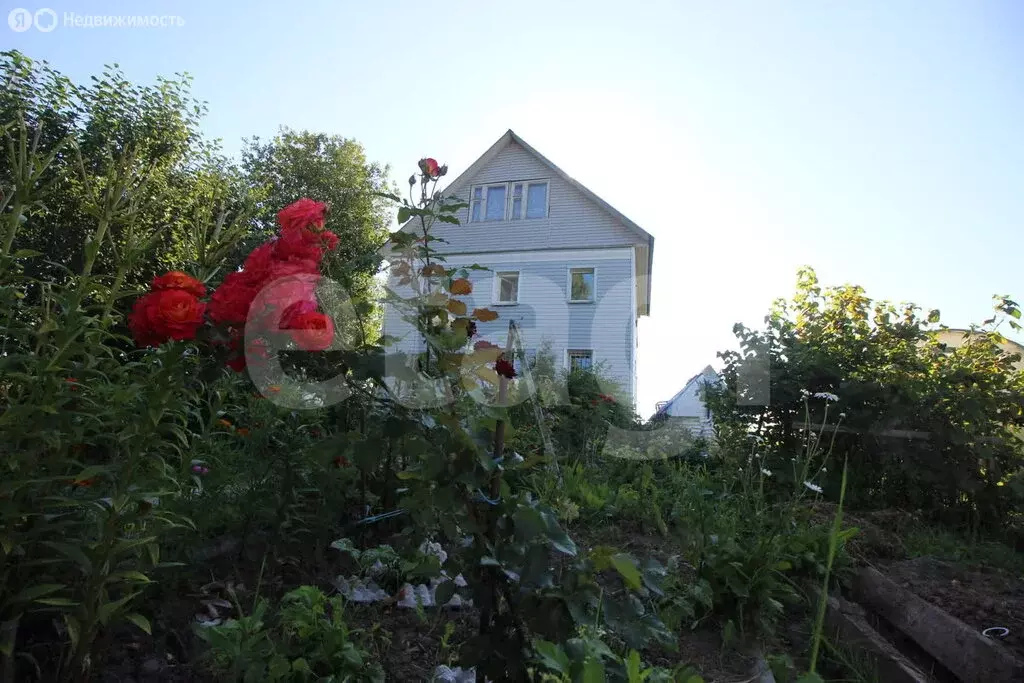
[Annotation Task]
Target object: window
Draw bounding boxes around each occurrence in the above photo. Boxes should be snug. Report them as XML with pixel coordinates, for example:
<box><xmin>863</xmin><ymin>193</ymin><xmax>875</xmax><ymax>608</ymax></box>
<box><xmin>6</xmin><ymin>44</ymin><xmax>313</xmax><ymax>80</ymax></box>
<box><xmin>568</xmin><ymin>349</ymin><xmax>593</xmax><ymax>372</ymax></box>
<box><xmin>470</xmin><ymin>184</ymin><xmax>508</xmax><ymax>222</ymax></box>
<box><xmin>569</xmin><ymin>267</ymin><xmax>595</xmax><ymax>302</ymax></box>
<box><xmin>469</xmin><ymin>180</ymin><xmax>548</xmax><ymax>222</ymax></box>
<box><xmin>526</xmin><ymin>182</ymin><xmax>548</xmax><ymax>218</ymax></box>
<box><xmin>494</xmin><ymin>271</ymin><xmax>520</xmax><ymax>304</ymax></box>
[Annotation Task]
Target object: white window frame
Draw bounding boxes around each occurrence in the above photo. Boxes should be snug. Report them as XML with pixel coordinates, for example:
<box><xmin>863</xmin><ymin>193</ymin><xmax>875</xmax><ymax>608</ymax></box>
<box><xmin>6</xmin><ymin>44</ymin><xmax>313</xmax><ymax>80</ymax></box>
<box><xmin>469</xmin><ymin>179</ymin><xmax>549</xmax><ymax>222</ymax></box>
<box><xmin>566</xmin><ymin>349</ymin><xmax>594</xmax><ymax>372</ymax></box>
<box><xmin>567</xmin><ymin>267</ymin><xmax>596</xmax><ymax>303</ymax></box>
<box><xmin>492</xmin><ymin>270</ymin><xmax>521</xmax><ymax>306</ymax></box>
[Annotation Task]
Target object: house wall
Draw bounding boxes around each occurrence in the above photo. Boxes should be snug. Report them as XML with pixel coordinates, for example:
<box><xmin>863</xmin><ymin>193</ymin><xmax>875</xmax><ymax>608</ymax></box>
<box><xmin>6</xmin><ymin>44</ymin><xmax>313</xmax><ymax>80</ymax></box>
<box><xmin>407</xmin><ymin>141</ymin><xmax>644</xmax><ymax>253</ymax></box>
<box><xmin>663</xmin><ymin>379</ymin><xmax>711</xmax><ymax>420</ymax></box>
<box><xmin>382</xmin><ymin>247</ymin><xmax>636</xmax><ymax>400</ymax></box>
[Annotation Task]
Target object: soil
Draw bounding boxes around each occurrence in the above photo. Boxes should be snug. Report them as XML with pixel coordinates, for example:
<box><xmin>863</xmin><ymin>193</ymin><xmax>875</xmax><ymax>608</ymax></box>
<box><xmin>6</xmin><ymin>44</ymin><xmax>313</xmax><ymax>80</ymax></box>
<box><xmin>880</xmin><ymin>556</ymin><xmax>1024</xmax><ymax>662</ymax></box>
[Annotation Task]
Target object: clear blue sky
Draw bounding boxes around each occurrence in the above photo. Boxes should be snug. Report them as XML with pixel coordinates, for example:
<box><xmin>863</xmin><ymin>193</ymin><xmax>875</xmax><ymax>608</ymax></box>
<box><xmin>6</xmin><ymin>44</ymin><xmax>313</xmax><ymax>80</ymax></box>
<box><xmin>8</xmin><ymin>1</ymin><xmax>1024</xmax><ymax>416</ymax></box>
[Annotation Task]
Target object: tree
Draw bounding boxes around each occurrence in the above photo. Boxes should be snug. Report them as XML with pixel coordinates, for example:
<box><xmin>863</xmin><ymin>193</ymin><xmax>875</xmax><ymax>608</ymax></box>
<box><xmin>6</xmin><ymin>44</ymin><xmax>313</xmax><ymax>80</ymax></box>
<box><xmin>240</xmin><ymin>128</ymin><xmax>392</xmax><ymax>327</ymax></box>
<box><xmin>708</xmin><ymin>267</ymin><xmax>1024</xmax><ymax>530</ymax></box>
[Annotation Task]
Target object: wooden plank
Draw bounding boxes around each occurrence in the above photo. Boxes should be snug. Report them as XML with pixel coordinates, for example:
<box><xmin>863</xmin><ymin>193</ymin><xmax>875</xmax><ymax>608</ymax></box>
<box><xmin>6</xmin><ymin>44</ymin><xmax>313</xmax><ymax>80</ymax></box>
<box><xmin>853</xmin><ymin>567</ymin><xmax>1024</xmax><ymax>683</ymax></box>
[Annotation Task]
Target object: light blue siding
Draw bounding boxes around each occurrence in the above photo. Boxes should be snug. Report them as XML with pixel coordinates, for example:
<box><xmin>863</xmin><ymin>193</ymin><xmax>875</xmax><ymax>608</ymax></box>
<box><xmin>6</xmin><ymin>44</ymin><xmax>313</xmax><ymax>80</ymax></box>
<box><xmin>382</xmin><ymin>250</ymin><xmax>635</xmax><ymax>398</ymax></box>
<box><xmin>405</xmin><ymin>142</ymin><xmax>643</xmax><ymax>253</ymax></box>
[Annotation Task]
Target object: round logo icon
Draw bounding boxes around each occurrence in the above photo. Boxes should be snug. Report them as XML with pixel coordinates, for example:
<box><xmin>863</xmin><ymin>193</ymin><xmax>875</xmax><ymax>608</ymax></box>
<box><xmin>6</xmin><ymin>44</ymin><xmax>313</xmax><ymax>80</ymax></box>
<box><xmin>8</xmin><ymin>8</ymin><xmax>33</xmax><ymax>32</ymax></box>
<box><xmin>34</xmin><ymin>8</ymin><xmax>57</xmax><ymax>32</ymax></box>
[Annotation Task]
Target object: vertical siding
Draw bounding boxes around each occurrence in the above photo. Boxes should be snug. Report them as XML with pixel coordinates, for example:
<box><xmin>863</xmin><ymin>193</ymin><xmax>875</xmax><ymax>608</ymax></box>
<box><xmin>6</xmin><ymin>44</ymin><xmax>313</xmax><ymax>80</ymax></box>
<box><xmin>382</xmin><ymin>251</ymin><xmax>635</xmax><ymax>398</ymax></box>
<box><xmin>410</xmin><ymin>141</ymin><xmax>643</xmax><ymax>252</ymax></box>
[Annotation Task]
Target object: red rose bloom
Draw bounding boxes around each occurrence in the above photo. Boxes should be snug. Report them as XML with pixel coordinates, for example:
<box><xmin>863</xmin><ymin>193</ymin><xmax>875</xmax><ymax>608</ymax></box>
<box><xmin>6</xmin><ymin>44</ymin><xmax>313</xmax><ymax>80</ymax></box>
<box><xmin>129</xmin><ymin>289</ymin><xmax>206</xmax><ymax>347</ymax></box>
<box><xmin>418</xmin><ymin>158</ymin><xmax>441</xmax><ymax>179</ymax></box>
<box><xmin>151</xmin><ymin>271</ymin><xmax>206</xmax><ymax>298</ymax></box>
<box><xmin>495</xmin><ymin>356</ymin><xmax>516</xmax><ymax>379</ymax></box>
<box><xmin>284</xmin><ymin>311</ymin><xmax>334</xmax><ymax>351</ymax></box>
<box><xmin>241</xmin><ymin>242</ymin><xmax>277</xmax><ymax>285</ymax></box>
<box><xmin>278</xmin><ymin>198</ymin><xmax>327</xmax><ymax>233</ymax></box>
<box><xmin>208</xmin><ymin>271</ymin><xmax>259</xmax><ymax>326</ymax></box>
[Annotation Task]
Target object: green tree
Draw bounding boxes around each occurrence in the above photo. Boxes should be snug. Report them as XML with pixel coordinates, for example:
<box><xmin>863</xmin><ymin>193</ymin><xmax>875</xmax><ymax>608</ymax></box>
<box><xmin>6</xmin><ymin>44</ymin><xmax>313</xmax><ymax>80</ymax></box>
<box><xmin>240</xmin><ymin>128</ymin><xmax>392</xmax><ymax>318</ymax></box>
<box><xmin>709</xmin><ymin>267</ymin><xmax>1024</xmax><ymax>530</ymax></box>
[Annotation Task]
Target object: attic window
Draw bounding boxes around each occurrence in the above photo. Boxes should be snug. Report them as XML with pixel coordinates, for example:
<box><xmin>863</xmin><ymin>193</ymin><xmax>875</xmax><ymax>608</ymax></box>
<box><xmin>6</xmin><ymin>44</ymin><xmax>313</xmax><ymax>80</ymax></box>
<box><xmin>470</xmin><ymin>180</ymin><xmax>548</xmax><ymax>222</ymax></box>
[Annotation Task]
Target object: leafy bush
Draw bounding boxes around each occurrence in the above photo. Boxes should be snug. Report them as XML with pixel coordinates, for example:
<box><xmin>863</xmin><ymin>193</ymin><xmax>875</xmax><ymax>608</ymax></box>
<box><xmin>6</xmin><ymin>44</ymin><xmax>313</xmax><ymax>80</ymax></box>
<box><xmin>194</xmin><ymin>585</ymin><xmax>384</xmax><ymax>682</ymax></box>
<box><xmin>709</xmin><ymin>266</ymin><xmax>1024</xmax><ymax>530</ymax></box>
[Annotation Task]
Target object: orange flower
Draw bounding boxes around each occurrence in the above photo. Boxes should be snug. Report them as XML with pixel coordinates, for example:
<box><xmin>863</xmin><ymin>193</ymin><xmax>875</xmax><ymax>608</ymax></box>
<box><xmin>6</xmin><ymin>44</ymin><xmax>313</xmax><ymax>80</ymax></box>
<box><xmin>472</xmin><ymin>308</ymin><xmax>498</xmax><ymax>322</ymax></box>
<box><xmin>447</xmin><ymin>299</ymin><xmax>467</xmax><ymax>315</ymax></box>
<box><xmin>268</xmin><ymin>385</ymin><xmax>281</xmax><ymax>394</ymax></box>
<box><xmin>65</xmin><ymin>377</ymin><xmax>80</xmax><ymax>391</ymax></box>
<box><xmin>421</xmin><ymin>263</ymin><xmax>447</xmax><ymax>277</ymax></box>
<box><xmin>72</xmin><ymin>477</ymin><xmax>97</xmax><ymax>487</ymax></box>
<box><xmin>218</xmin><ymin>418</ymin><xmax>232</xmax><ymax>428</ymax></box>
<box><xmin>450</xmin><ymin>279</ymin><xmax>472</xmax><ymax>295</ymax></box>
<box><xmin>237</xmin><ymin>427</ymin><xmax>250</xmax><ymax>437</ymax></box>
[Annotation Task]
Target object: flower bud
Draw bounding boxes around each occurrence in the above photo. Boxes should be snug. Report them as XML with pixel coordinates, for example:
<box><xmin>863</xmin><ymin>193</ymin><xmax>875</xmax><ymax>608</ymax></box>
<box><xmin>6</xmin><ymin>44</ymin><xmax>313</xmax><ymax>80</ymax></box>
<box><xmin>408</xmin><ymin>174</ymin><xmax>416</xmax><ymax>187</ymax></box>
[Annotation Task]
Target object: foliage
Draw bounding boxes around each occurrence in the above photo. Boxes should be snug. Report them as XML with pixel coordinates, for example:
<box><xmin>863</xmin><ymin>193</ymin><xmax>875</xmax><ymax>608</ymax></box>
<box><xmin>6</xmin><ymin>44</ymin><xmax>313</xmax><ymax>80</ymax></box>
<box><xmin>708</xmin><ymin>266</ymin><xmax>1024</xmax><ymax>530</ymax></box>
<box><xmin>194</xmin><ymin>585</ymin><xmax>384</xmax><ymax>682</ymax></box>
<box><xmin>241</xmin><ymin>127</ymin><xmax>392</xmax><ymax>334</ymax></box>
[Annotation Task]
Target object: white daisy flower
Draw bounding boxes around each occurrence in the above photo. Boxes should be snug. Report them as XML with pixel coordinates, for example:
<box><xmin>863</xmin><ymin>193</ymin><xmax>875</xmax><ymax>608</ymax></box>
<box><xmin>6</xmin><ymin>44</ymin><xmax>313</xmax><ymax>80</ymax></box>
<box><xmin>813</xmin><ymin>392</ymin><xmax>839</xmax><ymax>402</ymax></box>
<box><xmin>839</xmin><ymin>412</ymin><xmax>847</xmax><ymax>419</ymax></box>
<box><xmin>804</xmin><ymin>481</ymin><xmax>823</xmax><ymax>494</ymax></box>
<box><xmin>761</xmin><ymin>468</ymin><xmax>772</xmax><ymax>477</ymax></box>
<box><xmin>800</xmin><ymin>389</ymin><xmax>811</xmax><ymax>398</ymax></box>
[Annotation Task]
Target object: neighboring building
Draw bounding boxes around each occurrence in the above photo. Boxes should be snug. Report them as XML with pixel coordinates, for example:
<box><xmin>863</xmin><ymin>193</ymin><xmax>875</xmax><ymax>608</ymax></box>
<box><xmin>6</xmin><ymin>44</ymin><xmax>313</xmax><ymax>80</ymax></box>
<box><xmin>654</xmin><ymin>366</ymin><xmax>721</xmax><ymax>438</ymax></box>
<box><xmin>383</xmin><ymin>130</ymin><xmax>654</xmax><ymax>405</ymax></box>
<box><xmin>932</xmin><ymin>328</ymin><xmax>1024</xmax><ymax>371</ymax></box>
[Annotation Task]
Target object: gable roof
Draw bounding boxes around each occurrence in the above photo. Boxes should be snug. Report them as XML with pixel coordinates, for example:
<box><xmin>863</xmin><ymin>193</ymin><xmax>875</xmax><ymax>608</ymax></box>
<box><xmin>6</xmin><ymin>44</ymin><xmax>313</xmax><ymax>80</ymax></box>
<box><xmin>392</xmin><ymin>129</ymin><xmax>655</xmax><ymax>315</ymax></box>
<box><xmin>655</xmin><ymin>365</ymin><xmax>721</xmax><ymax>416</ymax></box>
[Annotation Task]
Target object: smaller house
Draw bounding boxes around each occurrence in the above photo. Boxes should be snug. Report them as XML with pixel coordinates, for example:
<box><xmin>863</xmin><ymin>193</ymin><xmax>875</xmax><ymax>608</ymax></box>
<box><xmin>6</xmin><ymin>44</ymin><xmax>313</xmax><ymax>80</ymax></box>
<box><xmin>654</xmin><ymin>365</ymin><xmax>721</xmax><ymax>439</ymax></box>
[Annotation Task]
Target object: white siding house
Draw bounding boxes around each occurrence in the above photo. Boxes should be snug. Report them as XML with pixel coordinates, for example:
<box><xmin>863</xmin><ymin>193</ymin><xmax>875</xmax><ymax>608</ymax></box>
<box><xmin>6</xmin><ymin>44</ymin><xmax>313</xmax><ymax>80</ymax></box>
<box><xmin>383</xmin><ymin>130</ymin><xmax>654</xmax><ymax>405</ymax></box>
<box><xmin>654</xmin><ymin>366</ymin><xmax>721</xmax><ymax>438</ymax></box>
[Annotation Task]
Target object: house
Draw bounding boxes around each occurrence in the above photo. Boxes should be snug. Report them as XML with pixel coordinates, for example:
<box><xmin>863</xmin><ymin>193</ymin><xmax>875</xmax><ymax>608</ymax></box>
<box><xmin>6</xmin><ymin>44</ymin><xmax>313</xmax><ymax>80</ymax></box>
<box><xmin>382</xmin><ymin>129</ymin><xmax>654</xmax><ymax>405</ymax></box>
<box><xmin>654</xmin><ymin>365</ymin><xmax>721</xmax><ymax>438</ymax></box>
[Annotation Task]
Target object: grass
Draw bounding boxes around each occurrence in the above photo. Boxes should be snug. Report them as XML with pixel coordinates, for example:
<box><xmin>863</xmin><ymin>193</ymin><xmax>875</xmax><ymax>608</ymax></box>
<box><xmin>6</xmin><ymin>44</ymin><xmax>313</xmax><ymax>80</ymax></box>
<box><xmin>901</xmin><ymin>525</ymin><xmax>1024</xmax><ymax>574</ymax></box>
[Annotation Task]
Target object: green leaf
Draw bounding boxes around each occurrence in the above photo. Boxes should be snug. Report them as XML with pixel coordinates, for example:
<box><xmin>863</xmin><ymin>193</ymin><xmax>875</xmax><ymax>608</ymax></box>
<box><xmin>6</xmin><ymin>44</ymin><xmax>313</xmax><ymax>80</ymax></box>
<box><xmin>795</xmin><ymin>674</ymin><xmax>826</xmax><ymax>683</ymax></box>
<box><xmin>63</xmin><ymin>614</ymin><xmax>80</xmax><ymax>653</ymax></box>
<box><xmin>927</xmin><ymin>309</ymin><xmax>941</xmax><ymax>323</ymax></box>
<box><xmin>12</xmin><ymin>249</ymin><xmax>42</xmax><ymax>258</ymax></box>
<box><xmin>96</xmin><ymin>591</ymin><xmax>142</xmax><ymax>625</ymax></box>
<box><xmin>10</xmin><ymin>583</ymin><xmax>65</xmax><ymax>604</ymax></box>
<box><xmin>34</xmin><ymin>597</ymin><xmax>78</xmax><ymax>607</ymax></box>
<box><xmin>125</xmin><ymin>613</ymin><xmax>151</xmax><ymax>635</ymax></box>
<box><xmin>581</xmin><ymin>657</ymin><xmax>605</xmax><ymax>683</ymax></box>
<box><xmin>434</xmin><ymin>580</ymin><xmax>456</xmax><ymax>606</ymax></box>
<box><xmin>105</xmin><ymin>571</ymin><xmax>151</xmax><ymax>584</ymax></box>
<box><xmin>397</xmin><ymin>206</ymin><xmax>411</xmax><ymax>224</ymax></box>
<box><xmin>611</xmin><ymin>554</ymin><xmax>642</xmax><ymax>590</ymax></box>
<box><xmin>533</xmin><ymin>640</ymin><xmax>570</xmax><ymax>674</ymax></box>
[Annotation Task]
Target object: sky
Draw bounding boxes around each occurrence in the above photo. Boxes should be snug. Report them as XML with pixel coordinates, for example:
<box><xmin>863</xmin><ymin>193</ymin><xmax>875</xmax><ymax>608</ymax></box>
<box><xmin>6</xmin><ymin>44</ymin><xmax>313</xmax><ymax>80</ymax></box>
<box><xmin>7</xmin><ymin>1</ymin><xmax>1024</xmax><ymax>417</ymax></box>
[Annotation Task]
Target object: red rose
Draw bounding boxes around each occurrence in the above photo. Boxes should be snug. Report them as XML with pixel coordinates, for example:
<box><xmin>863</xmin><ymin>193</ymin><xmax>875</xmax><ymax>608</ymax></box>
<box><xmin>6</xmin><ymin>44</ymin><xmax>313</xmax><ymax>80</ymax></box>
<box><xmin>278</xmin><ymin>198</ymin><xmax>327</xmax><ymax>233</ymax></box>
<box><xmin>418</xmin><ymin>158</ymin><xmax>441</xmax><ymax>179</ymax></box>
<box><xmin>320</xmin><ymin>230</ymin><xmax>339</xmax><ymax>252</ymax></box>
<box><xmin>495</xmin><ymin>356</ymin><xmax>516</xmax><ymax>379</ymax></box>
<box><xmin>241</xmin><ymin>242</ymin><xmax>277</xmax><ymax>285</ymax></box>
<box><xmin>129</xmin><ymin>289</ymin><xmax>206</xmax><ymax>347</ymax></box>
<box><xmin>208</xmin><ymin>271</ymin><xmax>259</xmax><ymax>326</ymax></box>
<box><xmin>275</xmin><ymin>228</ymin><xmax>324</xmax><ymax>263</ymax></box>
<box><xmin>284</xmin><ymin>311</ymin><xmax>334</xmax><ymax>351</ymax></box>
<box><xmin>151</xmin><ymin>271</ymin><xmax>206</xmax><ymax>298</ymax></box>
<box><xmin>258</xmin><ymin>270</ymin><xmax>320</xmax><ymax>322</ymax></box>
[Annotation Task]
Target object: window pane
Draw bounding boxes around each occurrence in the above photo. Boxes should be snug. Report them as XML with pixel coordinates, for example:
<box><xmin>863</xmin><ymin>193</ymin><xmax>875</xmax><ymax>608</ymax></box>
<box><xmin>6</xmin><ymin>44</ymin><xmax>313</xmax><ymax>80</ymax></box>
<box><xmin>471</xmin><ymin>201</ymin><xmax>482</xmax><ymax>222</ymax></box>
<box><xmin>571</xmin><ymin>269</ymin><xmax>594</xmax><ymax>301</ymax></box>
<box><xmin>498</xmin><ymin>272</ymin><xmax>519</xmax><ymax>302</ymax></box>
<box><xmin>511</xmin><ymin>197</ymin><xmax>522</xmax><ymax>220</ymax></box>
<box><xmin>486</xmin><ymin>185</ymin><xmax>506</xmax><ymax>220</ymax></box>
<box><xmin>526</xmin><ymin>183</ymin><xmax>547</xmax><ymax>218</ymax></box>
<box><xmin>569</xmin><ymin>351</ymin><xmax>593</xmax><ymax>371</ymax></box>
<box><xmin>473</xmin><ymin>187</ymin><xmax>483</xmax><ymax>199</ymax></box>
